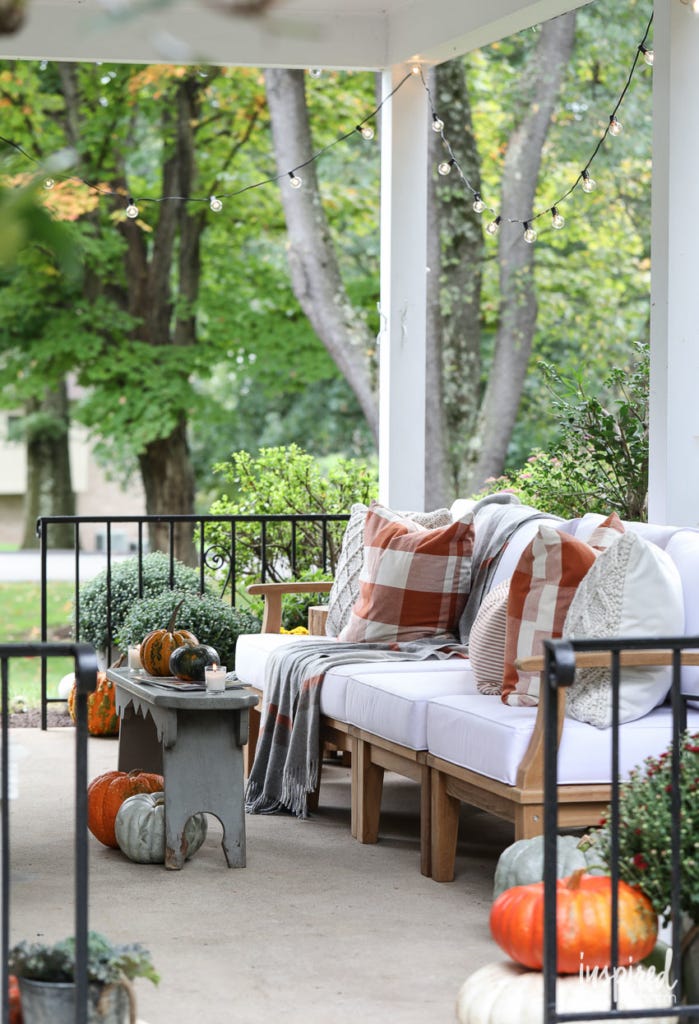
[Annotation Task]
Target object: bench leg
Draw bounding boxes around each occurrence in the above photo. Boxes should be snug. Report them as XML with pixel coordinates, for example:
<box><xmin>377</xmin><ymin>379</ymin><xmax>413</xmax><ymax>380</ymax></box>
<box><xmin>355</xmin><ymin>739</ymin><xmax>384</xmax><ymax>844</ymax></box>
<box><xmin>430</xmin><ymin>768</ymin><xmax>460</xmax><ymax>882</ymax></box>
<box><xmin>514</xmin><ymin>804</ymin><xmax>544</xmax><ymax>840</ymax></box>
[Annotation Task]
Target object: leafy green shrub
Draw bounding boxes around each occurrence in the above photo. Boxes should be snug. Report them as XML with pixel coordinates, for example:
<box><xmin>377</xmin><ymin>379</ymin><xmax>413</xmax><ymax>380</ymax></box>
<box><xmin>117</xmin><ymin>590</ymin><xmax>261</xmax><ymax>668</ymax></box>
<box><xmin>74</xmin><ymin>551</ymin><xmax>200</xmax><ymax>652</ymax></box>
<box><xmin>206</xmin><ymin>444</ymin><xmax>377</xmax><ymax>589</ymax></box>
<box><xmin>473</xmin><ymin>345</ymin><xmax>649</xmax><ymax>521</ymax></box>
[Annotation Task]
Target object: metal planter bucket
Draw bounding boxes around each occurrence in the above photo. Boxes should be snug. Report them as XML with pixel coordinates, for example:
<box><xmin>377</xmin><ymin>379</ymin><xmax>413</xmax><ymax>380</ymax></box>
<box><xmin>18</xmin><ymin>977</ymin><xmax>134</xmax><ymax>1024</ymax></box>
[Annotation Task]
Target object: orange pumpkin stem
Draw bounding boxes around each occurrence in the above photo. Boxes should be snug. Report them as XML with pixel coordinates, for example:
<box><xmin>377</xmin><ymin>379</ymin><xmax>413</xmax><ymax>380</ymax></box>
<box><xmin>166</xmin><ymin>599</ymin><xmax>185</xmax><ymax>633</ymax></box>
<box><xmin>565</xmin><ymin>868</ymin><xmax>588</xmax><ymax>890</ymax></box>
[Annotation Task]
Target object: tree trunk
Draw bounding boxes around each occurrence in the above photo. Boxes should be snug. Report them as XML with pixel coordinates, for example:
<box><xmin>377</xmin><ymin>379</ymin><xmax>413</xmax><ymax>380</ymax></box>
<box><xmin>426</xmin><ymin>61</ymin><xmax>485</xmax><ymax>506</ymax></box>
<box><xmin>464</xmin><ymin>11</ymin><xmax>577</xmax><ymax>492</ymax></box>
<box><xmin>264</xmin><ymin>68</ymin><xmax>379</xmax><ymax>442</ymax></box>
<box><xmin>138</xmin><ymin>415</ymin><xmax>196</xmax><ymax>564</ymax></box>
<box><xmin>21</xmin><ymin>380</ymin><xmax>75</xmax><ymax>549</ymax></box>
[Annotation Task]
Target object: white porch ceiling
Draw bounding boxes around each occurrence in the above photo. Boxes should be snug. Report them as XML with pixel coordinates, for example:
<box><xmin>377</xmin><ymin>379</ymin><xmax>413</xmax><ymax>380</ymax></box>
<box><xmin>2</xmin><ymin>0</ymin><xmax>588</xmax><ymax>68</ymax></box>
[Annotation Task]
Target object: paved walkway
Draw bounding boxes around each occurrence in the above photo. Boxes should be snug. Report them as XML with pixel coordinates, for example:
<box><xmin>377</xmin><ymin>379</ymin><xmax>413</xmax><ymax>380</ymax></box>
<box><xmin>0</xmin><ymin>550</ymin><xmax>131</xmax><ymax>583</ymax></box>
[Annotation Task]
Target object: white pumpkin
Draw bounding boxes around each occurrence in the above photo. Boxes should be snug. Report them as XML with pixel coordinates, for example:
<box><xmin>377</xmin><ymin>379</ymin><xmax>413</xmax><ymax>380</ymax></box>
<box><xmin>456</xmin><ymin>961</ymin><xmax>676</xmax><ymax>1024</ymax></box>
<box><xmin>493</xmin><ymin>834</ymin><xmax>600</xmax><ymax>899</ymax></box>
<box><xmin>57</xmin><ymin>672</ymin><xmax>75</xmax><ymax>700</ymax></box>
<box><xmin>115</xmin><ymin>792</ymin><xmax>208</xmax><ymax>864</ymax></box>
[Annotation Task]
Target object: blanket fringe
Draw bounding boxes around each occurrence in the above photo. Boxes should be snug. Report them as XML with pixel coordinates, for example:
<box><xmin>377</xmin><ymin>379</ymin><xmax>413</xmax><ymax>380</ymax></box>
<box><xmin>246</xmin><ymin>759</ymin><xmax>319</xmax><ymax>818</ymax></box>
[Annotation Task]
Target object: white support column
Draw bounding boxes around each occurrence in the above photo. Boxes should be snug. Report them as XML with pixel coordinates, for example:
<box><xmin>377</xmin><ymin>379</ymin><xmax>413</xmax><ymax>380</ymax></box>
<box><xmin>648</xmin><ymin>0</ymin><xmax>699</xmax><ymax>527</ymax></box>
<box><xmin>378</xmin><ymin>66</ymin><xmax>430</xmax><ymax>510</ymax></box>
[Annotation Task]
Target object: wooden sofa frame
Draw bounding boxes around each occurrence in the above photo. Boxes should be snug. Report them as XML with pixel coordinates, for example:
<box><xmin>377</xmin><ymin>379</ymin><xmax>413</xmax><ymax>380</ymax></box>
<box><xmin>241</xmin><ymin>584</ymin><xmax>687</xmax><ymax>881</ymax></box>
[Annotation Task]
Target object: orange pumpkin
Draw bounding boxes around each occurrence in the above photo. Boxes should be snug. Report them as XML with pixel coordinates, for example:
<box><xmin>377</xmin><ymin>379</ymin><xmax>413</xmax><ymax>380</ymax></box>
<box><xmin>8</xmin><ymin>974</ymin><xmax>22</xmax><ymax>1024</ymax></box>
<box><xmin>140</xmin><ymin>600</ymin><xmax>198</xmax><ymax>676</ymax></box>
<box><xmin>67</xmin><ymin>671</ymin><xmax>119</xmax><ymax>737</ymax></box>
<box><xmin>489</xmin><ymin>869</ymin><xmax>657</xmax><ymax>974</ymax></box>
<box><xmin>87</xmin><ymin>769</ymin><xmax>164</xmax><ymax>848</ymax></box>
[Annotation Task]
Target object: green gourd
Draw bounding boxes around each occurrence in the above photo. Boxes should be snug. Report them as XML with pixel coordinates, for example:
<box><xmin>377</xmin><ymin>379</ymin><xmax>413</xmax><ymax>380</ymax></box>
<box><xmin>169</xmin><ymin>644</ymin><xmax>220</xmax><ymax>681</ymax></box>
<box><xmin>115</xmin><ymin>792</ymin><xmax>208</xmax><ymax>864</ymax></box>
<box><xmin>493</xmin><ymin>834</ymin><xmax>599</xmax><ymax>899</ymax></box>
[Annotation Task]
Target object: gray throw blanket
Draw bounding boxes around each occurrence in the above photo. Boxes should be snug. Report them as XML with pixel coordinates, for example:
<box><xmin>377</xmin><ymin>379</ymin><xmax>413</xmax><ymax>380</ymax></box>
<box><xmin>457</xmin><ymin>493</ymin><xmax>561</xmax><ymax>644</ymax></box>
<box><xmin>245</xmin><ymin>636</ymin><xmax>468</xmax><ymax>818</ymax></box>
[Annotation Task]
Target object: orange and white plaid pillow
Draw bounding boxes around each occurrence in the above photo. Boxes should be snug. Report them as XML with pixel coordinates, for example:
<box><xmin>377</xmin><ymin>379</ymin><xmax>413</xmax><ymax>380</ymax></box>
<box><xmin>338</xmin><ymin>502</ymin><xmax>475</xmax><ymax>644</ymax></box>
<box><xmin>501</xmin><ymin>525</ymin><xmax>597</xmax><ymax>706</ymax></box>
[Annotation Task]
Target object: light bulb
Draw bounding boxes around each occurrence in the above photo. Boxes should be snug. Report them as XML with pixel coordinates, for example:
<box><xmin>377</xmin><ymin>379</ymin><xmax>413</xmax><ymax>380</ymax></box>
<box><xmin>485</xmin><ymin>216</ymin><xmax>501</xmax><ymax>237</ymax></box>
<box><xmin>609</xmin><ymin>115</ymin><xmax>623</xmax><ymax>136</ymax></box>
<box><xmin>288</xmin><ymin>172</ymin><xmax>303</xmax><ymax>190</ymax></box>
<box><xmin>410</xmin><ymin>64</ymin><xmax>421</xmax><ymax>76</ymax></box>
<box><xmin>640</xmin><ymin>45</ymin><xmax>654</xmax><ymax>66</ymax></box>
<box><xmin>43</xmin><ymin>178</ymin><xmax>55</xmax><ymax>190</ymax></box>
<box><xmin>432</xmin><ymin>115</ymin><xmax>444</xmax><ymax>133</ymax></box>
<box><xmin>209</xmin><ymin>196</ymin><xmax>223</xmax><ymax>213</ymax></box>
<box><xmin>438</xmin><ymin>160</ymin><xmax>453</xmax><ymax>177</ymax></box>
<box><xmin>581</xmin><ymin>170</ymin><xmax>596</xmax><ymax>194</ymax></box>
<box><xmin>472</xmin><ymin>194</ymin><xmax>486</xmax><ymax>214</ymax></box>
<box><xmin>523</xmin><ymin>222</ymin><xmax>537</xmax><ymax>244</ymax></box>
<box><xmin>125</xmin><ymin>199</ymin><xmax>139</xmax><ymax>219</ymax></box>
<box><xmin>309</xmin><ymin>68</ymin><xmax>322</xmax><ymax>78</ymax></box>
<box><xmin>551</xmin><ymin>207</ymin><xmax>565</xmax><ymax>229</ymax></box>
<box><xmin>357</xmin><ymin>124</ymin><xmax>375</xmax><ymax>141</ymax></box>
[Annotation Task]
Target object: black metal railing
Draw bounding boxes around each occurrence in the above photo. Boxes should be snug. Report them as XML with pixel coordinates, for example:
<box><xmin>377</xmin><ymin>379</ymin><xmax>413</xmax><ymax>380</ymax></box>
<box><xmin>1</xmin><ymin>642</ymin><xmax>97</xmax><ymax>1024</ymax></box>
<box><xmin>542</xmin><ymin>636</ymin><xmax>699</xmax><ymax>1023</ymax></box>
<box><xmin>36</xmin><ymin>513</ymin><xmax>349</xmax><ymax>728</ymax></box>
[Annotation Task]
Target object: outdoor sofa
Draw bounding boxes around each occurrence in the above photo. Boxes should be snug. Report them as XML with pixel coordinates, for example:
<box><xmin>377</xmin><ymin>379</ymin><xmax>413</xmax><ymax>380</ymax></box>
<box><xmin>234</xmin><ymin>496</ymin><xmax>699</xmax><ymax>881</ymax></box>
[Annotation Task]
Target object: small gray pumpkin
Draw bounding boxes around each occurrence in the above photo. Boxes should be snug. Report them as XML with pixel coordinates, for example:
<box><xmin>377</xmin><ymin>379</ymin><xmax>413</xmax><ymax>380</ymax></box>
<box><xmin>115</xmin><ymin>791</ymin><xmax>208</xmax><ymax>864</ymax></box>
<box><xmin>493</xmin><ymin>834</ymin><xmax>600</xmax><ymax>899</ymax></box>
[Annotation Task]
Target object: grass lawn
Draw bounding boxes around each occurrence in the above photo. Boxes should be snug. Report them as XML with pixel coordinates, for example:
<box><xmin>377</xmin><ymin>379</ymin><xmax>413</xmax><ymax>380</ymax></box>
<box><xmin>0</xmin><ymin>581</ymin><xmax>76</xmax><ymax>707</ymax></box>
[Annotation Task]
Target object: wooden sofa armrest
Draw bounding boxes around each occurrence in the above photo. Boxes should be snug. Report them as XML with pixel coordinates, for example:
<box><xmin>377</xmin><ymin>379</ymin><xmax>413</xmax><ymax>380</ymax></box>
<box><xmin>513</xmin><ymin>648</ymin><xmax>699</xmax><ymax>792</ymax></box>
<box><xmin>246</xmin><ymin>581</ymin><xmax>333</xmax><ymax>634</ymax></box>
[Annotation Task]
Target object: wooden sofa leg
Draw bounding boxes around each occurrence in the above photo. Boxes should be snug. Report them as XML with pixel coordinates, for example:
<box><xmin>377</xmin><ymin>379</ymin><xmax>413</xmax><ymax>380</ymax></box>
<box><xmin>355</xmin><ymin>739</ymin><xmax>384</xmax><ymax>844</ymax></box>
<box><xmin>243</xmin><ymin>703</ymin><xmax>261</xmax><ymax>779</ymax></box>
<box><xmin>514</xmin><ymin>805</ymin><xmax>544</xmax><ymax>840</ymax></box>
<box><xmin>419</xmin><ymin>763</ymin><xmax>431</xmax><ymax>878</ymax></box>
<box><xmin>430</xmin><ymin>768</ymin><xmax>460</xmax><ymax>882</ymax></box>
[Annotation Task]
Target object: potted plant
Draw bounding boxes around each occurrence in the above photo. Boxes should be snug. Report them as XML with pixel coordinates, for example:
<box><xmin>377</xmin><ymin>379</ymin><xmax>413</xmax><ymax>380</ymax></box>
<box><xmin>590</xmin><ymin>730</ymin><xmax>699</xmax><ymax>1011</ymax></box>
<box><xmin>8</xmin><ymin>930</ymin><xmax>159</xmax><ymax>1023</ymax></box>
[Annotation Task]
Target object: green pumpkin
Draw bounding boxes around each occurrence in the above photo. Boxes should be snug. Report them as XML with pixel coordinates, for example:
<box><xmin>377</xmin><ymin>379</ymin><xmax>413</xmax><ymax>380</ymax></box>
<box><xmin>493</xmin><ymin>834</ymin><xmax>600</xmax><ymax>899</ymax></box>
<box><xmin>169</xmin><ymin>643</ymin><xmax>220</xmax><ymax>681</ymax></box>
<box><xmin>114</xmin><ymin>792</ymin><xmax>208</xmax><ymax>864</ymax></box>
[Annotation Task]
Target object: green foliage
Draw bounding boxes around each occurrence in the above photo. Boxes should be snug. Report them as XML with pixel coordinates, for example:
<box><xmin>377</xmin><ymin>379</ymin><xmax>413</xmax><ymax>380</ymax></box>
<box><xmin>207</xmin><ymin>444</ymin><xmax>376</xmax><ymax>590</ymax></box>
<box><xmin>74</xmin><ymin>552</ymin><xmax>199</xmax><ymax>651</ymax></box>
<box><xmin>8</xmin><ymin>931</ymin><xmax>159</xmax><ymax>985</ymax></box>
<box><xmin>472</xmin><ymin>345</ymin><xmax>648</xmax><ymax>520</ymax></box>
<box><xmin>591</xmin><ymin>732</ymin><xmax>699</xmax><ymax>925</ymax></box>
<box><xmin>117</xmin><ymin>590</ymin><xmax>260</xmax><ymax>667</ymax></box>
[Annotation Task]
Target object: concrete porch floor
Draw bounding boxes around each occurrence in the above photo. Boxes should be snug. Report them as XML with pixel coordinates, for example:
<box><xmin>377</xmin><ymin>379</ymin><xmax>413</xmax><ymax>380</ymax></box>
<box><xmin>7</xmin><ymin>727</ymin><xmax>511</xmax><ymax>1024</ymax></box>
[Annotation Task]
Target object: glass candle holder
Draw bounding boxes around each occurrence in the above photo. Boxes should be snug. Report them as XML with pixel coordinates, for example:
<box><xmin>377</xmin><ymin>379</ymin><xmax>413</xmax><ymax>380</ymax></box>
<box><xmin>204</xmin><ymin>664</ymin><xmax>227</xmax><ymax>693</ymax></box>
<box><xmin>127</xmin><ymin>645</ymin><xmax>143</xmax><ymax>672</ymax></box>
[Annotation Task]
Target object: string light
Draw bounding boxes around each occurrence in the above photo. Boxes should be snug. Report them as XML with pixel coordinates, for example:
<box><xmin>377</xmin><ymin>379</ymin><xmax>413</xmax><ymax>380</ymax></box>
<box><xmin>581</xmin><ymin>170</ymin><xmax>597</xmax><ymax>193</ymax></box>
<box><xmin>639</xmin><ymin>44</ymin><xmax>654</xmax><ymax>66</ymax></box>
<box><xmin>551</xmin><ymin>206</ymin><xmax>565</xmax><ymax>229</ymax></box>
<box><xmin>523</xmin><ymin>221</ymin><xmax>537</xmax><ymax>244</ymax></box>
<box><xmin>0</xmin><ymin>8</ymin><xmax>653</xmax><ymax>244</ymax></box>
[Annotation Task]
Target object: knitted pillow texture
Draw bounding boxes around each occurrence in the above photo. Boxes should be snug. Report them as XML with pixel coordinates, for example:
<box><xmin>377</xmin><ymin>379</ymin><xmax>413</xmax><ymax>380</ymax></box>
<box><xmin>325</xmin><ymin>503</ymin><xmax>451</xmax><ymax>637</ymax></box>
<box><xmin>468</xmin><ymin>578</ymin><xmax>510</xmax><ymax>695</ymax></box>
<box><xmin>338</xmin><ymin>502</ymin><xmax>474</xmax><ymax>644</ymax></box>
<box><xmin>564</xmin><ymin>531</ymin><xmax>685</xmax><ymax>728</ymax></box>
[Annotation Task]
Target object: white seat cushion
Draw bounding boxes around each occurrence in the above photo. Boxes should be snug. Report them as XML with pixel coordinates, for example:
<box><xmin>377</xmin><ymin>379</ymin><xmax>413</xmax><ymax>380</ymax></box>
<box><xmin>426</xmin><ymin>693</ymin><xmax>699</xmax><ymax>786</ymax></box>
<box><xmin>345</xmin><ymin>664</ymin><xmax>477</xmax><ymax>750</ymax></box>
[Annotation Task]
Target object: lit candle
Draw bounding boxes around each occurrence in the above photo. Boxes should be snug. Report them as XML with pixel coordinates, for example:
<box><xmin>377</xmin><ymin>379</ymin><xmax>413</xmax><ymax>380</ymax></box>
<box><xmin>204</xmin><ymin>663</ymin><xmax>227</xmax><ymax>693</ymax></box>
<box><xmin>128</xmin><ymin>645</ymin><xmax>143</xmax><ymax>672</ymax></box>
